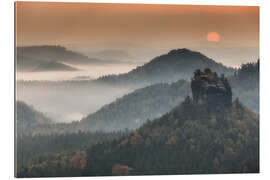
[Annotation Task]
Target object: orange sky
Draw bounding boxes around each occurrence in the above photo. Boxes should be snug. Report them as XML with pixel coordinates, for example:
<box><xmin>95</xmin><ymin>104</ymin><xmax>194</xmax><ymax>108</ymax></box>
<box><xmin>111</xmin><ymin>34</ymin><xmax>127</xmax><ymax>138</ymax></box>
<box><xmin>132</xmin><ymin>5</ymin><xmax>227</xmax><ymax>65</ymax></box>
<box><xmin>16</xmin><ymin>2</ymin><xmax>259</xmax><ymax>67</ymax></box>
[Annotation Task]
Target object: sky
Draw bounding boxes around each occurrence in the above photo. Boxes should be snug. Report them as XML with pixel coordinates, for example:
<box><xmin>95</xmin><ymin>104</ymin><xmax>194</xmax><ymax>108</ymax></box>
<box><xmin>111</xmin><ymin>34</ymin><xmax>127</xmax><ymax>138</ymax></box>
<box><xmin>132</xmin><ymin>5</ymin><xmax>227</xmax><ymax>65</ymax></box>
<box><xmin>16</xmin><ymin>2</ymin><xmax>259</xmax><ymax>67</ymax></box>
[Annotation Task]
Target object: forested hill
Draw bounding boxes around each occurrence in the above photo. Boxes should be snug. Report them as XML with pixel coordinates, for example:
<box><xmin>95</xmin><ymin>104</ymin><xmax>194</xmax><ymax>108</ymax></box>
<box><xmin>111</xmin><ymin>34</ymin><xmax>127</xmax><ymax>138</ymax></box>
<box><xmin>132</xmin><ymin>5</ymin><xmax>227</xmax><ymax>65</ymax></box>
<box><xmin>82</xmin><ymin>97</ymin><xmax>258</xmax><ymax>176</ymax></box>
<box><xmin>96</xmin><ymin>48</ymin><xmax>235</xmax><ymax>86</ymax></box>
<box><xmin>79</xmin><ymin>80</ymin><xmax>190</xmax><ymax>132</ymax></box>
<box><xmin>16</xmin><ymin>101</ymin><xmax>52</xmax><ymax>135</ymax></box>
<box><xmin>81</xmin><ymin>72</ymin><xmax>259</xmax><ymax>176</ymax></box>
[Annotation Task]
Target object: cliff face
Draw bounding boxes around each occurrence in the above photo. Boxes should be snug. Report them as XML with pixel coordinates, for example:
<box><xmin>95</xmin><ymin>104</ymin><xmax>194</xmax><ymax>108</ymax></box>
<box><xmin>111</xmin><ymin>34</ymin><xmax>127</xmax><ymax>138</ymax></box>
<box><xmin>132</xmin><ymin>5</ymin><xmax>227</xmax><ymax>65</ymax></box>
<box><xmin>191</xmin><ymin>69</ymin><xmax>232</xmax><ymax>112</ymax></box>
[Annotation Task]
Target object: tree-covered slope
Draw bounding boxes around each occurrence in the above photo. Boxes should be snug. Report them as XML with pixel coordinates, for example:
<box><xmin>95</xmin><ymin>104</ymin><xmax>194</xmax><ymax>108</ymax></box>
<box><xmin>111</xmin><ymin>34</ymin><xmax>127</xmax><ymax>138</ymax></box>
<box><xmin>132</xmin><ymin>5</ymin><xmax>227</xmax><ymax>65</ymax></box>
<box><xmin>16</xmin><ymin>131</ymin><xmax>129</xmax><ymax>175</ymax></box>
<box><xmin>81</xmin><ymin>97</ymin><xmax>258</xmax><ymax>176</ymax></box>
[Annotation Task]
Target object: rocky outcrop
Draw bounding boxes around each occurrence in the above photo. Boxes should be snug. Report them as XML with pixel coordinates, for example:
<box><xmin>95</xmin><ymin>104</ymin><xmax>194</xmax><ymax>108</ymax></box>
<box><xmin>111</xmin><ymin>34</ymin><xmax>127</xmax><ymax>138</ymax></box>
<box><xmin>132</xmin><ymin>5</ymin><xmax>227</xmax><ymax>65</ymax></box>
<box><xmin>191</xmin><ymin>68</ymin><xmax>232</xmax><ymax>111</ymax></box>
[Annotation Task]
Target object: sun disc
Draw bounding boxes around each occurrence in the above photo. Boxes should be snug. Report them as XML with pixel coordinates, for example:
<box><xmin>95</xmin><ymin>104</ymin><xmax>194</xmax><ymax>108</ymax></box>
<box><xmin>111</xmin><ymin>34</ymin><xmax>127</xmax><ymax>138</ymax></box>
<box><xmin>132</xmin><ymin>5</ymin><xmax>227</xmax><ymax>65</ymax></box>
<box><xmin>207</xmin><ymin>32</ymin><xmax>220</xmax><ymax>42</ymax></box>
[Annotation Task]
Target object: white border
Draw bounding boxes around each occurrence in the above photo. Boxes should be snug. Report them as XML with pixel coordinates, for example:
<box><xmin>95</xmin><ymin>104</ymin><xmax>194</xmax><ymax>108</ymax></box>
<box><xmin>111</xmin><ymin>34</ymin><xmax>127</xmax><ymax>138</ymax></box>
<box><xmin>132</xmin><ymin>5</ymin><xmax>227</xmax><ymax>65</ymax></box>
<box><xmin>1</xmin><ymin>0</ymin><xmax>269</xmax><ymax>179</ymax></box>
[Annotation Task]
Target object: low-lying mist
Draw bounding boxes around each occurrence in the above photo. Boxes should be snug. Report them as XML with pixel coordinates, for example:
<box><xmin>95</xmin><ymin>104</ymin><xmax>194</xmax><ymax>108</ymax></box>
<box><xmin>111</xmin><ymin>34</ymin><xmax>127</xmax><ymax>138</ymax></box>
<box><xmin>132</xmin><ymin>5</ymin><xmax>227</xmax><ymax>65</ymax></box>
<box><xmin>16</xmin><ymin>63</ymin><xmax>137</xmax><ymax>81</ymax></box>
<box><xmin>16</xmin><ymin>80</ymin><xmax>133</xmax><ymax>123</ymax></box>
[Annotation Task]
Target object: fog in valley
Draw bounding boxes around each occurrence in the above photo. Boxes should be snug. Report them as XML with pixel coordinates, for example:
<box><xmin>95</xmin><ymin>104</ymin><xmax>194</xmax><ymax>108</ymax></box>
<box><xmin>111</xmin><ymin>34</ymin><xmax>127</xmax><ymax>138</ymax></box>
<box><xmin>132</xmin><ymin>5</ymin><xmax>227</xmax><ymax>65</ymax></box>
<box><xmin>16</xmin><ymin>80</ymin><xmax>133</xmax><ymax>123</ymax></box>
<box><xmin>16</xmin><ymin>63</ymin><xmax>137</xmax><ymax>81</ymax></box>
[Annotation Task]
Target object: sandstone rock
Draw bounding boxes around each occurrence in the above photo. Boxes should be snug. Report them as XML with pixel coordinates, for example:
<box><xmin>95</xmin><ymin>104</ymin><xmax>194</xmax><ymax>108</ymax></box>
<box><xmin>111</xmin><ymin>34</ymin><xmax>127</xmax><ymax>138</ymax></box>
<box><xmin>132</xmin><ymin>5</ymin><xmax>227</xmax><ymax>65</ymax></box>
<box><xmin>191</xmin><ymin>68</ymin><xmax>232</xmax><ymax>112</ymax></box>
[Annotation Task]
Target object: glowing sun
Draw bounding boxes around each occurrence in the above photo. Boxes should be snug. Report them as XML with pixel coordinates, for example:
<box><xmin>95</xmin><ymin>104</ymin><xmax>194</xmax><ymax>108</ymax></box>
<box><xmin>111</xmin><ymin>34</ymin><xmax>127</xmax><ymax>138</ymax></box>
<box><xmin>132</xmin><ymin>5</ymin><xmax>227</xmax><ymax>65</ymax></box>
<box><xmin>207</xmin><ymin>32</ymin><xmax>220</xmax><ymax>42</ymax></box>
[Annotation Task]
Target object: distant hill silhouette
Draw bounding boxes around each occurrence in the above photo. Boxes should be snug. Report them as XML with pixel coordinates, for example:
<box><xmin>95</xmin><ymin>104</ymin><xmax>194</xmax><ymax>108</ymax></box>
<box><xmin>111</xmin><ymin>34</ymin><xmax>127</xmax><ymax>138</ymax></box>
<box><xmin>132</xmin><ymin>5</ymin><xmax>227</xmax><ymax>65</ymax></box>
<box><xmin>97</xmin><ymin>48</ymin><xmax>235</xmax><ymax>87</ymax></box>
<box><xmin>17</xmin><ymin>45</ymin><xmax>112</xmax><ymax>72</ymax></box>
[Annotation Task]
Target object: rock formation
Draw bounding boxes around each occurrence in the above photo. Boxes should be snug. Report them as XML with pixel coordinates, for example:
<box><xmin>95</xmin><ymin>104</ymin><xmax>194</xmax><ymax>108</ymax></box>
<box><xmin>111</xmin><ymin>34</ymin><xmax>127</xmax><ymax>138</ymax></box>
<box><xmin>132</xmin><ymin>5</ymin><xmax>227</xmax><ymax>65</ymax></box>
<box><xmin>191</xmin><ymin>68</ymin><xmax>232</xmax><ymax>112</ymax></box>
